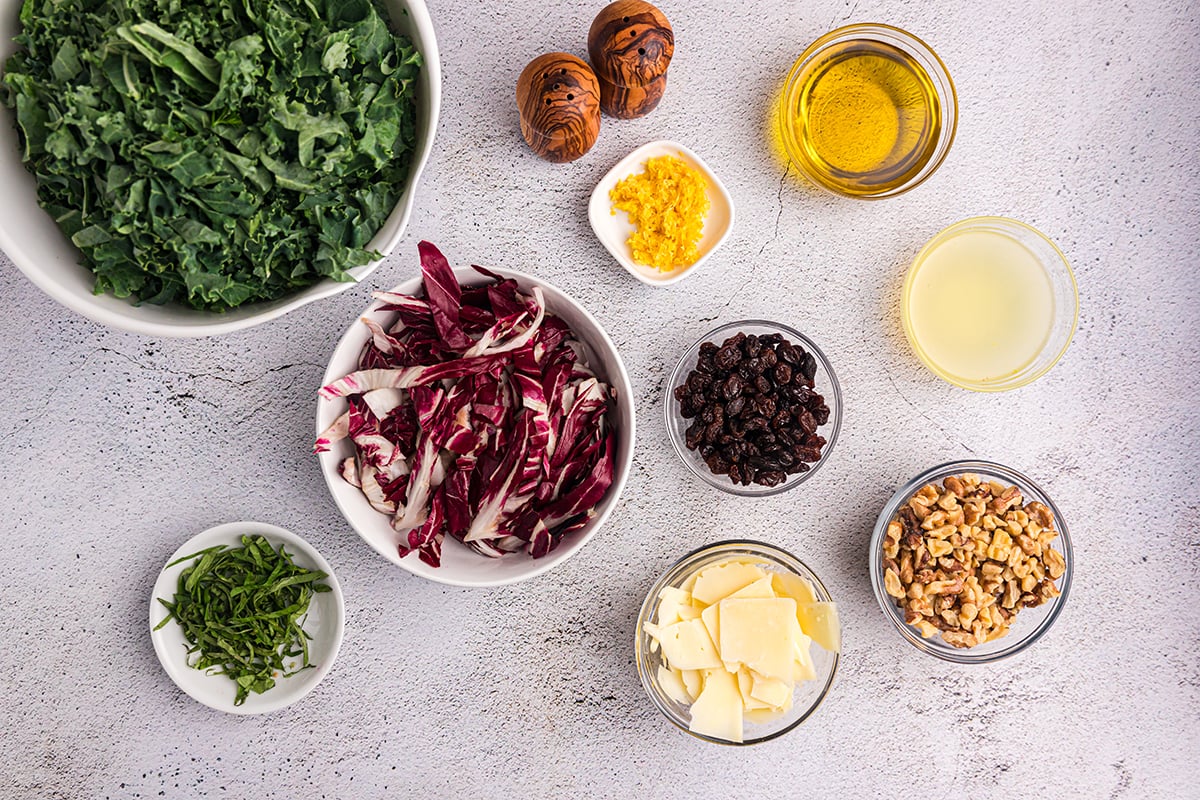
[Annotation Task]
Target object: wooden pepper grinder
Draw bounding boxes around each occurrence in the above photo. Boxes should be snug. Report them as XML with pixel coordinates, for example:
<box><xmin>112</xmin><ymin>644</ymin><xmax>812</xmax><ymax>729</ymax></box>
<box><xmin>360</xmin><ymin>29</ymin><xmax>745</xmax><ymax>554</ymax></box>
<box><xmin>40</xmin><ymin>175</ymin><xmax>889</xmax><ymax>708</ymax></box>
<box><xmin>516</xmin><ymin>53</ymin><xmax>602</xmax><ymax>163</ymax></box>
<box><xmin>587</xmin><ymin>0</ymin><xmax>674</xmax><ymax>119</ymax></box>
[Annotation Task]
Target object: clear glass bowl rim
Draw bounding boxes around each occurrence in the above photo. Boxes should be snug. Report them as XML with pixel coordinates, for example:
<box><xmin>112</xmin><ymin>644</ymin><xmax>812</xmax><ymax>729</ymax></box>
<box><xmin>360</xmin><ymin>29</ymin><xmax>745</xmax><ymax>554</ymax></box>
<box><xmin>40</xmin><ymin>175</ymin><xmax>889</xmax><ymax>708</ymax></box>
<box><xmin>868</xmin><ymin>460</ymin><xmax>1074</xmax><ymax>664</ymax></box>
<box><xmin>664</xmin><ymin>319</ymin><xmax>843</xmax><ymax>497</ymax></box>
<box><xmin>900</xmin><ymin>215</ymin><xmax>1080</xmax><ymax>392</ymax></box>
<box><xmin>634</xmin><ymin>539</ymin><xmax>840</xmax><ymax>745</ymax></box>
<box><xmin>778</xmin><ymin>22</ymin><xmax>959</xmax><ymax>200</ymax></box>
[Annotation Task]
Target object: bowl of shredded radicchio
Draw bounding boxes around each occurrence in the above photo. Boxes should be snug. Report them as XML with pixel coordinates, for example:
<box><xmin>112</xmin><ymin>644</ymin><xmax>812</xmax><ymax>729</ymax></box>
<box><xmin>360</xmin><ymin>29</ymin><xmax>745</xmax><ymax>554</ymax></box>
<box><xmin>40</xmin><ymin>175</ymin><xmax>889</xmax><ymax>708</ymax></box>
<box><xmin>315</xmin><ymin>242</ymin><xmax>635</xmax><ymax>586</ymax></box>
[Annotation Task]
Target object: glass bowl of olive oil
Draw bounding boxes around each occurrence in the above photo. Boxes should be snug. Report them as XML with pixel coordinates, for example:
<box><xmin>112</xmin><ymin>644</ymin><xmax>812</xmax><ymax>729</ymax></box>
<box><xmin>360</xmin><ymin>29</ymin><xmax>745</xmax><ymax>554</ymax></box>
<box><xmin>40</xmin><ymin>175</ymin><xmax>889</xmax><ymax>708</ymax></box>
<box><xmin>901</xmin><ymin>217</ymin><xmax>1079</xmax><ymax>391</ymax></box>
<box><xmin>779</xmin><ymin>23</ymin><xmax>956</xmax><ymax>199</ymax></box>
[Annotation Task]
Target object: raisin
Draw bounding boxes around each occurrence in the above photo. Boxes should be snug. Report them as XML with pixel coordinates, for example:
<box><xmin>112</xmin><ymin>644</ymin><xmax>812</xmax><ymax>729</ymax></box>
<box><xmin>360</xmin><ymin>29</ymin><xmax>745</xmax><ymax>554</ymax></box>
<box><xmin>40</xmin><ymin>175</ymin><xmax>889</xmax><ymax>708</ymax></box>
<box><xmin>705</xmin><ymin>454</ymin><xmax>731</xmax><ymax>475</ymax></box>
<box><xmin>684</xmin><ymin>332</ymin><xmax>830</xmax><ymax>489</ymax></box>
<box><xmin>704</xmin><ymin>422</ymin><xmax>722</xmax><ymax>444</ymax></box>
<box><xmin>686</xmin><ymin>372</ymin><xmax>712</xmax><ymax>393</ymax></box>
<box><xmin>813</xmin><ymin>404</ymin><xmax>830</xmax><ymax>425</ymax></box>
<box><xmin>794</xmin><ymin>445</ymin><xmax>822</xmax><ymax>462</ymax></box>
<box><xmin>799</xmin><ymin>351</ymin><xmax>818</xmax><ymax>382</ymax></box>
<box><xmin>715</xmin><ymin>345</ymin><xmax>740</xmax><ymax>370</ymax></box>
<box><xmin>758</xmin><ymin>470</ymin><xmax>786</xmax><ymax>487</ymax></box>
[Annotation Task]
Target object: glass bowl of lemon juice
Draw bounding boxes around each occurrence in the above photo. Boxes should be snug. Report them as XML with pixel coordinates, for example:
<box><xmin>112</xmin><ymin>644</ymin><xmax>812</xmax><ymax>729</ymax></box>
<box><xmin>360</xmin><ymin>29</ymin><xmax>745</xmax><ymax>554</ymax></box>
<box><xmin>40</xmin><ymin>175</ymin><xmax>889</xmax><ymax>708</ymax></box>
<box><xmin>901</xmin><ymin>217</ymin><xmax>1078</xmax><ymax>392</ymax></box>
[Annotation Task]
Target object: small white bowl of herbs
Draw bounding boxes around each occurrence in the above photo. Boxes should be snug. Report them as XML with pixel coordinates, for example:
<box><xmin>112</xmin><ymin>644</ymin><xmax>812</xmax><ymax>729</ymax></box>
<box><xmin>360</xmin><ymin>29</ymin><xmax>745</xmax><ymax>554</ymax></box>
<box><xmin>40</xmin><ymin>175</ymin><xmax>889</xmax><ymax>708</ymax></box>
<box><xmin>149</xmin><ymin>521</ymin><xmax>345</xmax><ymax>714</ymax></box>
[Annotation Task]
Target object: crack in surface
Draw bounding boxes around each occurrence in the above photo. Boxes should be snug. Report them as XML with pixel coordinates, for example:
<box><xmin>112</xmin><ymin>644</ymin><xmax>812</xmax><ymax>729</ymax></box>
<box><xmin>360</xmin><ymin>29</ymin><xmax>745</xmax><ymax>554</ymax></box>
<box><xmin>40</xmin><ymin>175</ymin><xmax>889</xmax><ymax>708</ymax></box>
<box><xmin>759</xmin><ymin>164</ymin><xmax>791</xmax><ymax>256</ymax></box>
<box><xmin>885</xmin><ymin>372</ymin><xmax>977</xmax><ymax>455</ymax></box>
<box><xmin>13</xmin><ymin>348</ymin><xmax>325</xmax><ymax>428</ymax></box>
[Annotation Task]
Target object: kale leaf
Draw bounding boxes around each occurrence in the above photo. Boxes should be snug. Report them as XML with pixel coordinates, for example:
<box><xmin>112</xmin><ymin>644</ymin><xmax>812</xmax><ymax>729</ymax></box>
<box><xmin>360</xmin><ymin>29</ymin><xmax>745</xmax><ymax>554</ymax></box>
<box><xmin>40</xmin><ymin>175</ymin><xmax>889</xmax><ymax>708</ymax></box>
<box><xmin>3</xmin><ymin>0</ymin><xmax>421</xmax><ymax>311</ymax></box>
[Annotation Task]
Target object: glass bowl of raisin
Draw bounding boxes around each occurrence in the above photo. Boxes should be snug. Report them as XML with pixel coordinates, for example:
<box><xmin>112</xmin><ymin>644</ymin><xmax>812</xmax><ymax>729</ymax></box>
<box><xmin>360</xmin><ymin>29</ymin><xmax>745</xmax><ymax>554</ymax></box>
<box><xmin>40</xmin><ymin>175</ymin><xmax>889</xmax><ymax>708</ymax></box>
<box><xmin>666</xmin><ymin>320</ymin><xmax>842</xmax><ymax>496</ymax></box>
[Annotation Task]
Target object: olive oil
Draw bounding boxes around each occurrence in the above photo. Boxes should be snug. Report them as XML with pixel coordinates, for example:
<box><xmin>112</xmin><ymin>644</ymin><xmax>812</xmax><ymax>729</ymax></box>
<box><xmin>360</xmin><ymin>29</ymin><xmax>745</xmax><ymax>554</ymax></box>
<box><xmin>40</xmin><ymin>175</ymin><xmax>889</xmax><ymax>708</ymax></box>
<box><xmin>905</xmin><ymin>228</ymin><xmax>1055</xmax><ymax>384</ymax></box>
<box><xmin>783</xmin><ymin>39</ymin><xmax>942</xmax><ymax>196</ymax></box>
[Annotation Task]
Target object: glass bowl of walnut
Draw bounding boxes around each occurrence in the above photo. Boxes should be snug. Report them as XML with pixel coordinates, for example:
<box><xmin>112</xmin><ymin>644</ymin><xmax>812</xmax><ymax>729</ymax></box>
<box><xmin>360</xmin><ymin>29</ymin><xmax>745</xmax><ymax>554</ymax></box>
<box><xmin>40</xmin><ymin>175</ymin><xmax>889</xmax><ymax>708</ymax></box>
<box><xmin>869</xmin><ymin>461</ymin><xmax>1073</xmax><ymax>663</ymax></box>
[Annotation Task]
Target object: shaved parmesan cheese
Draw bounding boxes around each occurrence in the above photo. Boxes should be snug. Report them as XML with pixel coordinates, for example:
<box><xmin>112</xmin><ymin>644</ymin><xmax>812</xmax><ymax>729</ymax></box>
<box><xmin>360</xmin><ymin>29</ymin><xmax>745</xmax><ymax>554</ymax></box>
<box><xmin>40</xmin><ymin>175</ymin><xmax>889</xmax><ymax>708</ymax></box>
<box><xmin>718</xmin><ymin>597</ymin><xmax>798</xmax><ymax>682</ymax></box>
<box><xmin>691</xmin><ymin>561</ymin><xmax>769</xmax><ymax>606</ymax></box>
<box><xmin>657</xmin><ymin>665</ymin><xmax>690</xmax><ymax>705</ymax></box>
<box><xmin>725</xmin><ymin>576</ymin><xmax>776</xmax><ymax>600</ymax></box>
<box><xmin>797</xmin><ymin>602</ymin><xmax>841</xmax><ymax>653</ymax></box>
<box><xmin>771</xmin><ymin>571</ymin><xmax>818</xmax><ymax>605</ymax></box>
<box><xmin>689</xmin><ymin>668</ymin><xmax>744</xmax><ymax>743</ymax></box>
<box><xmin>642</xmin><ymin>556</ymin><xmax>838</xmax><ymax>743</ymax></box>
<box><xmin>657</xmin><ymin>586</ymin><xmax>699</xmax><ymax>625</ymax></box>
<box><xmin>656</xmin><ymin>619</ymin><xmax>723</xmax><ymax>670</ymax></box>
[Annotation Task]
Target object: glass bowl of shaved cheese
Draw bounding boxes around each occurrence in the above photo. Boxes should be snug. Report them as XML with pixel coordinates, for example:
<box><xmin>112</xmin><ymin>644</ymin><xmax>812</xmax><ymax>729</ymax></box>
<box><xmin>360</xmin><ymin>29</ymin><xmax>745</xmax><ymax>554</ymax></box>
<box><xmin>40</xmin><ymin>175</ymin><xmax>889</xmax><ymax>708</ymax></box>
<box><xmin>635</xmin><ymin>540</ymin><xmax>840</xmax><ymax>745</ymax></box>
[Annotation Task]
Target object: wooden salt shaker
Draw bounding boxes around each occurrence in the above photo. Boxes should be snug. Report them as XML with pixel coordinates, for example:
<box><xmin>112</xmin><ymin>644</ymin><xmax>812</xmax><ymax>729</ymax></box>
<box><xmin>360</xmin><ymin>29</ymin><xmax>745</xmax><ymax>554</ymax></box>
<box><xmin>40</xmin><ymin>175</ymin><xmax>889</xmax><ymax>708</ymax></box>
<box><xmin>587</xmin><ymin>0</ymin><xmax>674</xmax><ymax>119</ymax></box>
<box><xmin>516</xmin><ymin>53</ymin><xmax>602</xmax><ymax>163</ymax></box>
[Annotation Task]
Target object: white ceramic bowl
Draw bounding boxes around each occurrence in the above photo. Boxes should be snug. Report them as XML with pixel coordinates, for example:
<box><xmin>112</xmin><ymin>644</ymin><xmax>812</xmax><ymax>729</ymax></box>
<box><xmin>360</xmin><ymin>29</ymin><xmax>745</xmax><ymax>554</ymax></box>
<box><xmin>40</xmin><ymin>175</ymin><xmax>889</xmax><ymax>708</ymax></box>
<box><xmin>315</xmin><ymin>265</ymin><xmax>635</xmax><ymax>587</ymax></box>
<box><xmin>149</xmin><ymin>521</ymin><xmax>345</xmax><ymax>715</ymax></box>
<box><xmin>0</xmin><ymin>0</ymin><xmax>441</xmax><ymax>337</ymax></box>
<box><xmin>589</xmin><ymin>140</ymin><xmax>734</xmax><ymax>287</ymax></box>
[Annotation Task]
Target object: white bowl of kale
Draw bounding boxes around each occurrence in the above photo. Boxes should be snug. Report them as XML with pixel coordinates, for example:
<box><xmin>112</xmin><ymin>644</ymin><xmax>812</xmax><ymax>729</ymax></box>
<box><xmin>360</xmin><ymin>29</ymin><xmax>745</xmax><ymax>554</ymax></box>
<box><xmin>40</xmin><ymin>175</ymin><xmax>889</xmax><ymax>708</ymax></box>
<box><xmin>0</xmin><ymin>0</ymin><xmax>440</xmax><ymax>337</ymax></box>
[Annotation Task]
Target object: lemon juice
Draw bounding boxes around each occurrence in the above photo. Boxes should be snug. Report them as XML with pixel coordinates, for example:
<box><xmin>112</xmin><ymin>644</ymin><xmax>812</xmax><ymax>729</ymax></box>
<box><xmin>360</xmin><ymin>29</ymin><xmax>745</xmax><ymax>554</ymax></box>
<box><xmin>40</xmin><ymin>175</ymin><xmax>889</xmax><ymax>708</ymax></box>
<box><xmin>905</xmin><ymin>226</ymin><xmax>1055</xmax><ymax>384</ymax></box>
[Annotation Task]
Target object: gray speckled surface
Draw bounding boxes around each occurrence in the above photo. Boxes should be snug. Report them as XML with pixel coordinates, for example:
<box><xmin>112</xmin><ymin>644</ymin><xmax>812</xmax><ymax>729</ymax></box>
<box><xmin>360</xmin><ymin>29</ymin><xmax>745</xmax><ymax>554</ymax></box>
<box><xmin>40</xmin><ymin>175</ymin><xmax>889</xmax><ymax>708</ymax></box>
<box><xmin>2</xmin><ymin>0</ymin><xmax>1198</xmax><ymax>797</ymax></box>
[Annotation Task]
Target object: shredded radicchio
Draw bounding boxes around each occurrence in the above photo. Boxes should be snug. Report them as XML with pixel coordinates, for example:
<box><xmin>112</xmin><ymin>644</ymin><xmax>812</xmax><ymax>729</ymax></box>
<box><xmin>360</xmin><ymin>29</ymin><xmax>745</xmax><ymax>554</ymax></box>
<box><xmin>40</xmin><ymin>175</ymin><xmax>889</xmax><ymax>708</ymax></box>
<box><xmin>316</xmin><ymin>242</ymin><xmax>616</xmax><ymax>567</ymax></box>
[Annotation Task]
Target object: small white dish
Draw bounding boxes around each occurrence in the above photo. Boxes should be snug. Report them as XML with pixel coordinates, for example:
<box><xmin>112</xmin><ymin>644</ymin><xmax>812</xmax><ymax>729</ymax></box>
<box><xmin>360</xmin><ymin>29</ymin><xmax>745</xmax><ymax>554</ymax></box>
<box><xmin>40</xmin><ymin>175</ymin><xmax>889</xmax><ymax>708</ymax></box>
<box><xmin>588</xmin><ymin>140</ymin><xmax>734</xmax><ymax>287</ymax></box>
<box><xmin>149</xmin><ymin>521</ymin><xmax>345</xmax><ymax>715</ymax></box>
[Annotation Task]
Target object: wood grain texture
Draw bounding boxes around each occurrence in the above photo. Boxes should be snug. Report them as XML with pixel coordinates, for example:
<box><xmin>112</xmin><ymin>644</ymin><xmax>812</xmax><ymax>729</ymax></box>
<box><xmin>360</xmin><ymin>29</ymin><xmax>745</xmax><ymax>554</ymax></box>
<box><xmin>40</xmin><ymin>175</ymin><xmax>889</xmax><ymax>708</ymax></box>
<box><xmin>588</xmin><ymin>0</ymin><xmax>674</xmax><ymax>90</ymax></box>
<box><xmin>516</xmin><ymin>52</ymin><xmax>601</xmax><ymax>163</ymax></box>
<box><xmin>597</xmin><ymin>70</ymin><xmax>667</xmax><ymax>119</ymax></box>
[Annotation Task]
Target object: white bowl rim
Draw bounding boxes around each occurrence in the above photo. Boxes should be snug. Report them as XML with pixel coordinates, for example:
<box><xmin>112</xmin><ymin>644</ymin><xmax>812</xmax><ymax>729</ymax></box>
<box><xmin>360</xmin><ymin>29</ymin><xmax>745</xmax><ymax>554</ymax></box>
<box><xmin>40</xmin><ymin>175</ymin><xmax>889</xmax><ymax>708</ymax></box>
<box><xmin>148</xmin><ymin>521</ymin><xmax>346</xmax><ymax>714</ymax></box>
<box><xmin>588</xmin><ymin>139</ymin><xmax>736</xmax><ymax>288</ymax></box>
<box><xmin>315</xmin><ymin>264</ymin><xmax>636</xmax><ymax>587</ymax></box>
<box><xmin>0</xmin><ymin>0</ymin><xmax>442</xmax><ymax>338</ymax></box>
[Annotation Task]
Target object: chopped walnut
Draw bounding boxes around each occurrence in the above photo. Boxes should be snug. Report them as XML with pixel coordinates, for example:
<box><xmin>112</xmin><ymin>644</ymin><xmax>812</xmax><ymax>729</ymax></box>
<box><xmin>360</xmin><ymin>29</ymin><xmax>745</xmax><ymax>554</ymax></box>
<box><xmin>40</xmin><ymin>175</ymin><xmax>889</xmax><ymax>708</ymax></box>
<box><xmin>883</xmin><ymin>474</ymin><xmax>1066</xmax><ymax>649</ymax></box>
